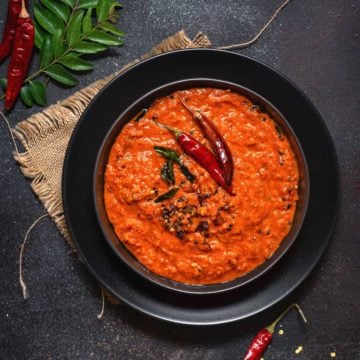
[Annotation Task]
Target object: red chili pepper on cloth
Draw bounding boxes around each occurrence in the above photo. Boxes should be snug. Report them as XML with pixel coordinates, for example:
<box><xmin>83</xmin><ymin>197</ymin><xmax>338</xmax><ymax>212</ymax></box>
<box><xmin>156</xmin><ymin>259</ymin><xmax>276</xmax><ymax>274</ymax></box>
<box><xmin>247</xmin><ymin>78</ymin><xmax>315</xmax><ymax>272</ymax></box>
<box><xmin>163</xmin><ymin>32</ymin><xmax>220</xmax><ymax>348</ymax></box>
<box><xmin>179</xmin><ymin>97</ymin><xmax>234</xmax><ymax>187</ymax></box>
<box><xmin>154</xmin><ymin>120</ymin><xmax>232</xmax><ymax>194</ymax></box>
<box><xmin>244</xmin><ymin>303</ymin><xmax>307</xmax><ymax>360</ymax></box>
<box><xmin>5</xmin><ymin>0</ymin><xmax>34</xmax><ymax>110</ymax></box>
<box><xmin>0</xmin><ymin>0</ymin><xmax>28</xmax><ymax>62</ymax></box>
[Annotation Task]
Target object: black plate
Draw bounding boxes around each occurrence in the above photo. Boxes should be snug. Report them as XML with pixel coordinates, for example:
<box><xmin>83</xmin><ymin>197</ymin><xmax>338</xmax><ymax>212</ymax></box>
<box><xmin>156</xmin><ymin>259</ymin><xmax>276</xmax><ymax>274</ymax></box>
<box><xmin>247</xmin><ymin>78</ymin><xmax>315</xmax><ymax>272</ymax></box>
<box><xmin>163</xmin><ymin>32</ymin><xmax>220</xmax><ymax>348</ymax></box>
<box><xmin>63</xmin><ymin>49</ymin><xmax>339</xmax><ymax>325</ymax></box>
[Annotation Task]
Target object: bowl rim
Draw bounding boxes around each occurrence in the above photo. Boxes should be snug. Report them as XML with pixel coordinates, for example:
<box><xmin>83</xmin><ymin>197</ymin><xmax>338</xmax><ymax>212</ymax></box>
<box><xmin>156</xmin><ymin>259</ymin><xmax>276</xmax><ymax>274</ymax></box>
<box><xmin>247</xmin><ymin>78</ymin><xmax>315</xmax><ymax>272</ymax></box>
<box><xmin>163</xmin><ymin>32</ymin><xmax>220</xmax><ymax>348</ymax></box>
<box><xmin>93</xmin><ymin>77</ymin><xmax>310</xmax><ymax>295</ymax></box>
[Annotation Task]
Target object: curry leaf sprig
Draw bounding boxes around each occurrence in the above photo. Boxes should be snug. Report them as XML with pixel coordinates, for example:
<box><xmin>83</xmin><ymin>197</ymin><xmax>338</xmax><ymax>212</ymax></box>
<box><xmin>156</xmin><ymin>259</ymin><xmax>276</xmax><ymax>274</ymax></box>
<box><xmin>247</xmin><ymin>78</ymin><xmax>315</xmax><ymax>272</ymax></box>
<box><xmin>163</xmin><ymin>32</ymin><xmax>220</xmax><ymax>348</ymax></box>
<box><xmin>1</xmin><ymin>0</ymin><xmax>124</xmax><ymax>108</ymax></box>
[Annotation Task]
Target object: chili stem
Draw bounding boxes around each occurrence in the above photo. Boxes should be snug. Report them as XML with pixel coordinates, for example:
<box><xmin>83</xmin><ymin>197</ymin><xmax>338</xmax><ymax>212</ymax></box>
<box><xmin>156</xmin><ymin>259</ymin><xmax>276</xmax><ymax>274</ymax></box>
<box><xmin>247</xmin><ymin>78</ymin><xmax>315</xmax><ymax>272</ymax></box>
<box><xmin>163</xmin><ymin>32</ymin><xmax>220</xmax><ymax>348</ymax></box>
<box><xmin>20</xmin><ymin>0</ymin><xmax>28</xmax><ymax>18</ymax></box>
<box><xmin>62</xmin><ymin>0</ymin><xmax>80</xmax><ymax>41</ymax></box>
<box><xmin>266</xmin><ymin>303</ymin><xmax>307</xmax><ymax>334</ymax></box>
<box><xmin>178</xmin><ymin>97</ymin><xmax>203</xmax><ymax>121</ymax></box>
<box><xmin>179</xmin><ymin>96</ymin><xmax>196</xmax><ymax>114</ymax></box>
<box><xmin>153</xmin><ymin>119</ymin><xmax>181</xmax><ymax>138</ymax></box>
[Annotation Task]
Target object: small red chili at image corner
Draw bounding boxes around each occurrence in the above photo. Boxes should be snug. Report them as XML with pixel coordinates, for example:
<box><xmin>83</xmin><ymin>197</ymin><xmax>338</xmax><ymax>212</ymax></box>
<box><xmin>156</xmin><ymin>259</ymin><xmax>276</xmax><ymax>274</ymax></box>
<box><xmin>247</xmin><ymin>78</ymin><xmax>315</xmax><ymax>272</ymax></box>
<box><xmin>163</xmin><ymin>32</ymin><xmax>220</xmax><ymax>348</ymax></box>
<box><xmin>243</xmin><ymin>303</ymin><xmax>307</xmax><ymax>360</ymax></box>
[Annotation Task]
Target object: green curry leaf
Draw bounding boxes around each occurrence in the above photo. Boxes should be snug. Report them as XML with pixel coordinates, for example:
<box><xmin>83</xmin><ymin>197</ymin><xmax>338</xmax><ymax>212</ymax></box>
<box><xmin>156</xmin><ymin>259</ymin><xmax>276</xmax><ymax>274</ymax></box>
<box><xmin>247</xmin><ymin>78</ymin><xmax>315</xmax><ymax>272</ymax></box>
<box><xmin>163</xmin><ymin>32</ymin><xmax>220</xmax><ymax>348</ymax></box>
<box><xmin>45</xmin><ymin>64</ymin><xmax>78</xmax><ymax>86</ymax></box>
<box><xmin>40</xmin><ymin>36</ymin><xmax>53</xmax><ymax>67</ymax></box>
<box><xmin>34</xmin><ymin>5</ymin><xmax>65</xmax><ymax>34</ymax></box>
<box><xmin>66</xmin><ymin>11</ymin><xmax>84</xmax><ymax>47</ymax></box>
<box><xmin>29</xmin><ymin>81</ymin><xmax>47</xmax><ymax>106</ymax></box>
<box><xmin>59</xmin><ymin>53</ymin><xmax>94</xmax><ymax>71</ymax></box>
<box><xmin>20</xmin><ymin>85</ymin><xmax>34</xmax><ymax>107</ymax></box>
<box><xmin>40</xmin><ymin>0</ymin><xmax>71</xmax><ymax>23</ymax></box>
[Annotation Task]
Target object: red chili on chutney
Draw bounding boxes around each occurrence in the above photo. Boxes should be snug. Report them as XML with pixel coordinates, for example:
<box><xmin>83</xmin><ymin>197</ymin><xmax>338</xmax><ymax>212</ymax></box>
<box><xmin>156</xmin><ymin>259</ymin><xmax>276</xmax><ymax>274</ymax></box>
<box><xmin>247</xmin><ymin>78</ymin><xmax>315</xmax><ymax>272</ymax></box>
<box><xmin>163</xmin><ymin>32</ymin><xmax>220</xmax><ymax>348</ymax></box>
<box><xmin>104</xmin><ymin>88</ymin><xmax>299</xmax><ymax>285</ymax></box>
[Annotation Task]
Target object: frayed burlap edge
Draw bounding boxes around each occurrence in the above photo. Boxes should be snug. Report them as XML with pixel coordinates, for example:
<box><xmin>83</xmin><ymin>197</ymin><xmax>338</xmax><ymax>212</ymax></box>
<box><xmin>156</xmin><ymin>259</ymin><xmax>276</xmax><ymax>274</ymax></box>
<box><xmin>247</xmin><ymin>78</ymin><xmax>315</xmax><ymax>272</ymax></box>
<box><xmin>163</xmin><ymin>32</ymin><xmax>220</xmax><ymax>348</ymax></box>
<box><xmin>12</xmin><ymin>31</ymin><xmax>211</xmax><ymax>304</ymax></box>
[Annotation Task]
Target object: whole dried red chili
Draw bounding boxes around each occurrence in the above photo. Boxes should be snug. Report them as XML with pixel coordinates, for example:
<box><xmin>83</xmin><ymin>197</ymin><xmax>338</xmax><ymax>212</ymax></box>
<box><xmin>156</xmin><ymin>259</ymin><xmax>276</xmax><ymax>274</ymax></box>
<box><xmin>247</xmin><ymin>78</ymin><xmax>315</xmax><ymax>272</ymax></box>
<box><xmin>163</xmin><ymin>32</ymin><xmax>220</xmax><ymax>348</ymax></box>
<box><xmin>243</xmin><ymin>303</ymin><xmax>307</xmax><ymax>360</ymax></box>
<box><xmin>5</xmin><ymin>0</ymin><xmax>34</xmax><ymax>110</ymax></box>
<box><xmin>179</xmin><ymin>97</ymin><xmax>234</xmax><ymax>187</ymax></box>
<box><xmin>0</xmin><ymin>0</ymin><xmax>28</xmax><ymax>62</ymax></box>
<box><xmin>154</xmin><ymin>120</ymin><xmax>232</xmax><ymax>194</ymax></box>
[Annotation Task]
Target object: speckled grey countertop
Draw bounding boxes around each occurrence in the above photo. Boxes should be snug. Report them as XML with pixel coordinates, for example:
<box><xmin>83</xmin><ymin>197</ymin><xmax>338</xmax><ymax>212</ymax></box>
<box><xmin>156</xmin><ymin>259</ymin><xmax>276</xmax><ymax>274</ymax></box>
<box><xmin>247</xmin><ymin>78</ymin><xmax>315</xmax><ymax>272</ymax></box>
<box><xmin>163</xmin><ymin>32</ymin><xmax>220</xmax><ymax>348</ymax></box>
<box><xmin>0</xmin><ymin>1</ymin><xmax>359</xmax><ymax>359</ymax></box>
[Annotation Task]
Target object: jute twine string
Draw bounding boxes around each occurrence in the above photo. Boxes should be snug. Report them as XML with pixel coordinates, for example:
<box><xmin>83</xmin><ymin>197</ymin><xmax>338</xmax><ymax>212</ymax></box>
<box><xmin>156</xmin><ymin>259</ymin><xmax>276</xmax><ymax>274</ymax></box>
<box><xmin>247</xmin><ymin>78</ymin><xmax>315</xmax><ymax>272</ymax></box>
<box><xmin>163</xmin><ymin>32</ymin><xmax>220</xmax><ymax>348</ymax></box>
<box><xmin>1</xmin><ymin>111</ymin><xmax>49</xmax><ymax>299</ymax></box>
<box><xmin>217</xmin><ymin>0</ymin><xmax>291</xmax><ymax>50</ymax></box>
<box><xmin>2</xmin><ymin>0</ymin><xmax>291</xmax><ymax>318</ymax></box>
<box><xmin>97</xmin><ymin>287</ymin><xmax>105</xmax><ymax>320</ymax></box>
<box><xmin>19</xmin><ymin>214</ymin><xmax>49</xmax><ymax>299</ymax></box>
<box><xmin>1</xmin><ymin>111</ymin><xmax>19</xmax><ymax>155</ymax></box>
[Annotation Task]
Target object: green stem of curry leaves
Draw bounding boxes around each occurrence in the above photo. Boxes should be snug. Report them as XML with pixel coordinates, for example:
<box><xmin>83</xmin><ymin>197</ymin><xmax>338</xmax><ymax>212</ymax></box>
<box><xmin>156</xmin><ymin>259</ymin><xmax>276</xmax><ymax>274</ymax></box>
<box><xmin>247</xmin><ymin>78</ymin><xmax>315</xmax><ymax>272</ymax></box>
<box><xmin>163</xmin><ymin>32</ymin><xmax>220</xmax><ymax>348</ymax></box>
<box><xmin>62</xmin><ymin>0</ymin><xmax>80</xmax><ymax>41</ymax></box>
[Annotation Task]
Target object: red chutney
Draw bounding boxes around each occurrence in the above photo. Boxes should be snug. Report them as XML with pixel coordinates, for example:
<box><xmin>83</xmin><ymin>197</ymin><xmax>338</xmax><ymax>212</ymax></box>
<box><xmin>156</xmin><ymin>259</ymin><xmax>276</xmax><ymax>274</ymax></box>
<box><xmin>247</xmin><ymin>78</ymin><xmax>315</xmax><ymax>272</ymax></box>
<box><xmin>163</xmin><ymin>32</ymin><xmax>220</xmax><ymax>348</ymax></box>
<box><xmin>104</xmin><ymin>88</ymin><xmax>299</xmax><ymax>285</ymax></box>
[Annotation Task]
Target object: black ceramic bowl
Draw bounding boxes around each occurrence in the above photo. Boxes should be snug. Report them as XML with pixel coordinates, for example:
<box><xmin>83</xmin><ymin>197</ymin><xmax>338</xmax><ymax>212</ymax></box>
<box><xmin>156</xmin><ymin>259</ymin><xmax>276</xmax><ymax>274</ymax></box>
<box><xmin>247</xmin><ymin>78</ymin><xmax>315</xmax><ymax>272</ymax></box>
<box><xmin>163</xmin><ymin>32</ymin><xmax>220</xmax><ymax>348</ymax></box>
<box><xmin>93</xmin><ymin>78</ymin><xmax>310</xmax><ymax>295</ymax></box>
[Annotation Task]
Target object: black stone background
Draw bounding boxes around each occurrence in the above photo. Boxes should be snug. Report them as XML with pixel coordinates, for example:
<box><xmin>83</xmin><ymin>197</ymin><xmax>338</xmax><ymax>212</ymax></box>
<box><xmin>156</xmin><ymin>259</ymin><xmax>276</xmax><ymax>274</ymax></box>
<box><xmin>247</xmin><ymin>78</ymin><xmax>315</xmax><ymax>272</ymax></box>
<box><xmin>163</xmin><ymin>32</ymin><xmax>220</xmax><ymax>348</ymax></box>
<box><xmin>0</xmin><ymin>1</ymin><xmax>359</xmax><ymax>359</ymax></box>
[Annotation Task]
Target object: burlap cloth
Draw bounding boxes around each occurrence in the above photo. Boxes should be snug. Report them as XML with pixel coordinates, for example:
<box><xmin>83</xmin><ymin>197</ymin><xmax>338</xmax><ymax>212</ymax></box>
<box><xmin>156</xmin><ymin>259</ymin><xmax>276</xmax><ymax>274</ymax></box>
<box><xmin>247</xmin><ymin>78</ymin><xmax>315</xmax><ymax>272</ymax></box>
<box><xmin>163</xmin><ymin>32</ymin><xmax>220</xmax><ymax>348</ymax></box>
<box><xmin>13</xmin><ymin>30</ymin><xmax>211</xmax><ymax>246</ymax></box>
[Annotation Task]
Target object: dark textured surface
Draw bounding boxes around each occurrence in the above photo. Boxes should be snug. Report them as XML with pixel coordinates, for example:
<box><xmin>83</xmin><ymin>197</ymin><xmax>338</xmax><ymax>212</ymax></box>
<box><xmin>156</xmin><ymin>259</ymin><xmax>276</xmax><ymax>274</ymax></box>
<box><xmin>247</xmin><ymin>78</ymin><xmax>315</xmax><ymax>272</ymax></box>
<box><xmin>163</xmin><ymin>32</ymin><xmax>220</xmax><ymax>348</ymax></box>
<box><xmin>0</xmin><ymin>1</ymin><xmax>359</xmax><ymax>359</ymax></box>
